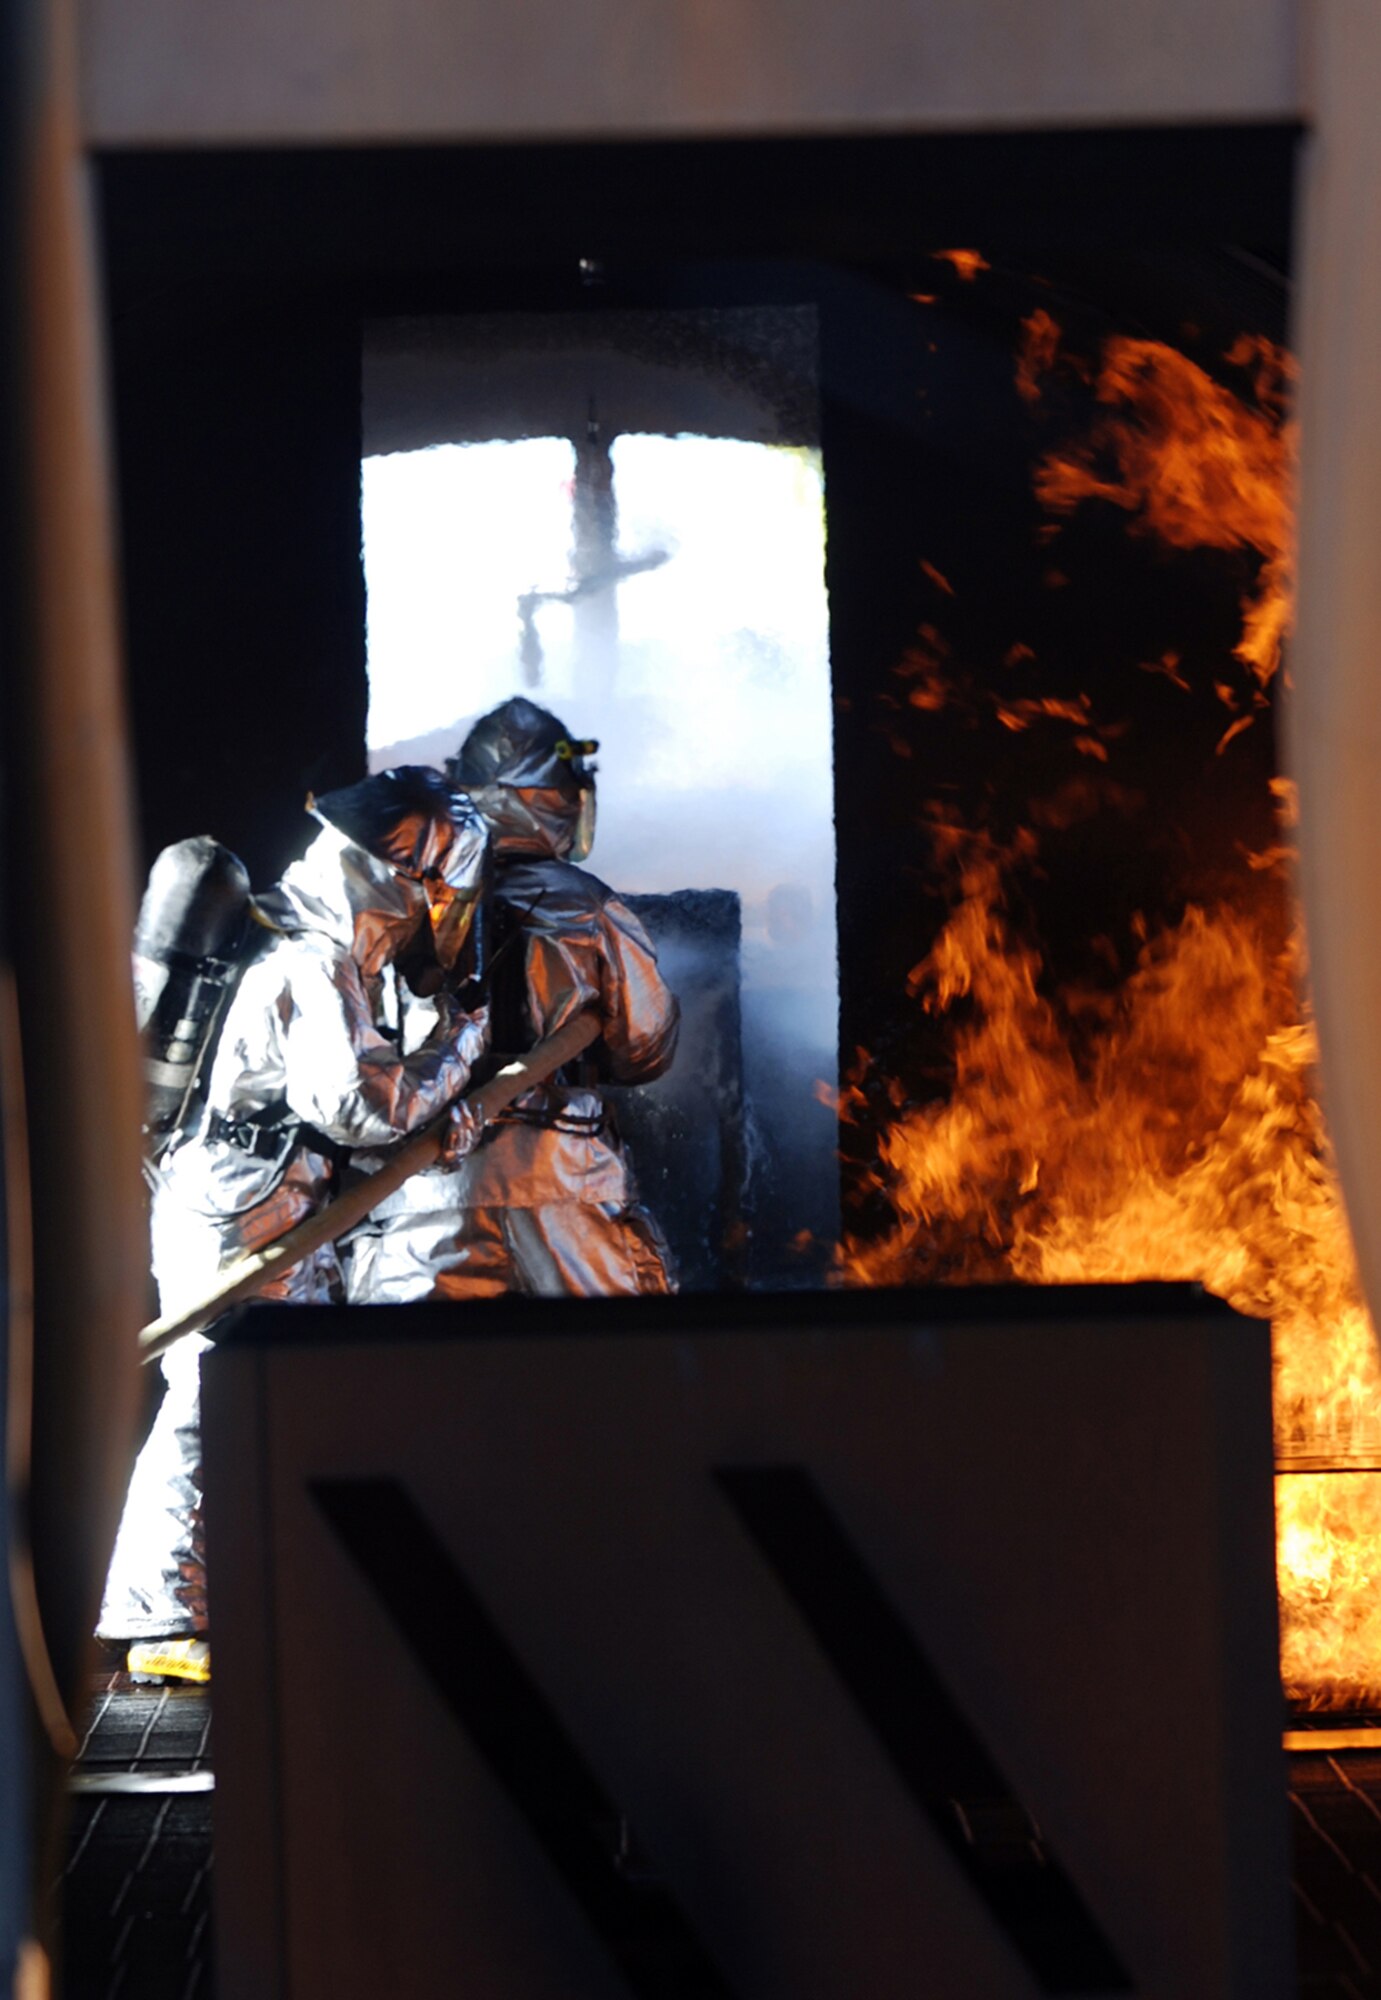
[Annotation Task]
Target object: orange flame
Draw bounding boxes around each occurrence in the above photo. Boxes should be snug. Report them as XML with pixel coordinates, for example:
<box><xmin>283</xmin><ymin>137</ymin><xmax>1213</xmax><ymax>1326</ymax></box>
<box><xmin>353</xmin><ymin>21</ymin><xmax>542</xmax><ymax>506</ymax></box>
<box><xmin>841</xmin><ymin>826</ymin><xmax>1381</xmax><ymax>1707</ymax></box>
<box><xmin>1033</xmin><ymin>335</ymin><xmax>1298</xmax><ymax>692</ymax></box>
<box><xmin>845</xmin><ymin>319</ymin><xmax>1381</xmax><ymax>1709</ymax></box>
<box><xmin>1278</xmin><ymin>1475</ymin><xmax>1381</xmax><ymax>1710</ymax></box>
<box><xmin>1016</xmin><ymin>308</ymin><xmax>1062</xmax><ymax>404</ymax></box>
<box><xmin>933</xmin><ymin>249</ymin><xmax>991</xmax><ymax>283</ymax></box>
<box><xmin>993</xmin><ymin>694</ymin><xmax>1098</xmax><ymax>733</ymax></box>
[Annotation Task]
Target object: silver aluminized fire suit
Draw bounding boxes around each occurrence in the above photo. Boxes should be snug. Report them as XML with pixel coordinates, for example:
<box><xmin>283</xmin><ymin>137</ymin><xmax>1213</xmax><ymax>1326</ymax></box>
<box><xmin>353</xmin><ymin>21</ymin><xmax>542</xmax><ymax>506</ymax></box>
<box><xmin>345</xmin><ymin>705</ymin><xmax>679</xmax><ymax>1301</ymax></box>
<box><xmin>99</xmin><ymin>782</ymin><xmax>489</xmax><ymax>1642</ymax></box>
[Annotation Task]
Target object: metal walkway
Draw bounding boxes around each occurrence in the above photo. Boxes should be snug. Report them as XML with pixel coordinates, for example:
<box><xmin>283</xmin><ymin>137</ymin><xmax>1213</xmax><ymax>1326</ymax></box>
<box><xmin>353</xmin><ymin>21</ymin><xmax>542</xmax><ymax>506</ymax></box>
<box><xmin>58</xmin><ymin>1677</ymin><xmax>1381</xmax><ymax>1998</ymax></box>
<box><xmin>60</xmin><ymin>1676</ymin><xmax>213</xmax><ymax>2000</ymax></box>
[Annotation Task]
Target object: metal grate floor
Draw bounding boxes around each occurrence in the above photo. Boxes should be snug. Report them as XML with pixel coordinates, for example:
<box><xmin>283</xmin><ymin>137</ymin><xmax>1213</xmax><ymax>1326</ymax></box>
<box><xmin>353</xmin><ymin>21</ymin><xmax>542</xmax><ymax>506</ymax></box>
<box><xmin>56</xmin><ymin>1680</ymin><xmax>1381</xmax><ymax>1998</ymax></box>
<box><xmin>59</xmin><ymin>1676</ymin><xmax>214</xmax><ymax>2000</ymax></box>
<box><xmin>1289</xmin><ymin>1749</ymin><xmax>1381</xmax><ymax>1997</ymax></box>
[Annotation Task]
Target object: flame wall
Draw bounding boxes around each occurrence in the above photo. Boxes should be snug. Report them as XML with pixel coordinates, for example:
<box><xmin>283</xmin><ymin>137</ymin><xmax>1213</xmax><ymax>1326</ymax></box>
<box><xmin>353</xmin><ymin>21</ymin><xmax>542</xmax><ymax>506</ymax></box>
<box><xmin>829</xmin><ymin>249</ymin><xmax>1381</xmax><ymax>1711</ymax></box>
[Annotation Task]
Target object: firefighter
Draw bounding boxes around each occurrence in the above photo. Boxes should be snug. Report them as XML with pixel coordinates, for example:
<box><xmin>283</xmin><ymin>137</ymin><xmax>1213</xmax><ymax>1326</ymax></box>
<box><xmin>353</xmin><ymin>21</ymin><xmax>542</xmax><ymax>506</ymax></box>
<box><xmin>98</xmin><ymin>767</ymin><xmax>490</xmax><ymax>1679</ymax></box>
<box><xmin>344</xmin><ymin>696</ymin><xmax>679</xmax><ymax>1302</ymax></box>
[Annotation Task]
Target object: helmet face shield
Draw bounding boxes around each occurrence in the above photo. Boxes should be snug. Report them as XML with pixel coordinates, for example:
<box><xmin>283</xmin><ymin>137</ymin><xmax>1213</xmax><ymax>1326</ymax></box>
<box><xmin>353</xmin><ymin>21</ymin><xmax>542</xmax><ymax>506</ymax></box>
<box><xmin>569</xmin><ymin>782</ymin><xmax>598</xmax><ymax>863</ymax></box>
<box><xmin>425</xmin><ymin>880</ymin><xmax>480</xmax><ymax>971</ymax></box>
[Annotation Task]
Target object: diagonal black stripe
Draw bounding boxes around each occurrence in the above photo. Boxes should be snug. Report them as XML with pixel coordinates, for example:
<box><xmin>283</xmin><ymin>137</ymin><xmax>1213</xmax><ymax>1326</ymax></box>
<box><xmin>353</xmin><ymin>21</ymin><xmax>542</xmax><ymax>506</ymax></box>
<box><xmin>715</xmin><ymin>1464</ymin><xmax>1134</xmax><ymax>1996</ymax></box>
<box><xmin>311</xmin><ymin>1476</ymin><xmax>737</xmax><ymax>2000</ymax></box>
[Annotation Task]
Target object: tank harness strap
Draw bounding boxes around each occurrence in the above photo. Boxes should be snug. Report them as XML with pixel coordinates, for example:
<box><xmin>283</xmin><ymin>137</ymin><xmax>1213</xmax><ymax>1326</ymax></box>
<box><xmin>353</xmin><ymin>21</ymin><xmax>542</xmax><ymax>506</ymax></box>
<box><xmin>206</xmin><ymin>1106</ymin><xmax>351</xmax><ymax>1170</ymax></box>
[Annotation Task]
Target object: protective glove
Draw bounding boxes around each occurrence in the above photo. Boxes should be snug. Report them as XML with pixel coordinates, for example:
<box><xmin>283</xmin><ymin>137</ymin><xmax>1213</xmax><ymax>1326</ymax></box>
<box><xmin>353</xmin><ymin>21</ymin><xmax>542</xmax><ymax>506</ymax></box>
<box><xmin>439</xmin><ymin>1097</ymin><xmax>485</xmax><ymax>1169</ymax></box>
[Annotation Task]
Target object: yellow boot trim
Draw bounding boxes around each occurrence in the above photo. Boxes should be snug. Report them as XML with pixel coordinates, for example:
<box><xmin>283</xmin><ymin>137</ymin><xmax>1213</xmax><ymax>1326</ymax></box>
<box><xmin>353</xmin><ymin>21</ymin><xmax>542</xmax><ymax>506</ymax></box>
<box><xmin>126</xmin><ymin>1637</ymin><xmax>211</xmax><ymax>1685</ymax></box>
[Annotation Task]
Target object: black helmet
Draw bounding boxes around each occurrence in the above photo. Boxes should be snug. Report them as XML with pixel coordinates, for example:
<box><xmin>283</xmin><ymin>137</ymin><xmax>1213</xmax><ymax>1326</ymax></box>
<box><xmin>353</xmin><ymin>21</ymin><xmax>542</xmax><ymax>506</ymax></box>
<box><xmin>310</xmin><ymin>766</ymin><xmax>489</xmax><ymax>970</ymax></box>
<box><xmin>310</xmin><ymin>767</ymin><xmax>470</xmax><ymax>877</ymax></box>
<box><xmin>450</xmin><ymin>698</ymin><xmax>598</xmax><ymax>861</ymax></box>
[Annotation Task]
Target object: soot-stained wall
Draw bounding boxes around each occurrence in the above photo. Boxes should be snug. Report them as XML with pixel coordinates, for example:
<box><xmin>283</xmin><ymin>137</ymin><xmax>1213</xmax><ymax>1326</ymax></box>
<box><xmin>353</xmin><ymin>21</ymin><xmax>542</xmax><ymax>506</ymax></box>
<box><xmin>97</xmin><ymin>132</ymin><xmax>1296</xmax><ymax>1258</ymax></box>
<box><xmin>104</xmin><ymin>282</ymin><xmax>368</xmax><ymax>885</ymax></box>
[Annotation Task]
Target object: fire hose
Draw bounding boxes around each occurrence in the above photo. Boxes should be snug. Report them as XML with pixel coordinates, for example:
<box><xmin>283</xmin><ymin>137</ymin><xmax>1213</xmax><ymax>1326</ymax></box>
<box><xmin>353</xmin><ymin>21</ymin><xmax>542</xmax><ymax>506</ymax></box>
<box><xmin>137</xmin><ymin>1010</ymin><xmax>601</xmax><ymax>1365</ymax></box>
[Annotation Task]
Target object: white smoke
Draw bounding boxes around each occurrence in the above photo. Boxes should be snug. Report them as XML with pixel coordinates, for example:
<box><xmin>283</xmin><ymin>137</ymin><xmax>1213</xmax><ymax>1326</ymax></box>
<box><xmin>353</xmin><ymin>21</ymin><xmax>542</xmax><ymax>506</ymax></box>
<box><xmin>362</xmin><ymin>431</ymin><xmax>840</xmax><ymax>1276</ymax></box>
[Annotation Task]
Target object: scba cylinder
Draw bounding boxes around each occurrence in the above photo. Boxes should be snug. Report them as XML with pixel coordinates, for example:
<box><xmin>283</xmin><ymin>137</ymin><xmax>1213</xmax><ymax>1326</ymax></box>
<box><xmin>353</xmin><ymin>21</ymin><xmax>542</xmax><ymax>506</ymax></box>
<box><xmin>134</xmin><ymin>836</ymin><xmax>252</xmax><ymax>1150</ymax></box>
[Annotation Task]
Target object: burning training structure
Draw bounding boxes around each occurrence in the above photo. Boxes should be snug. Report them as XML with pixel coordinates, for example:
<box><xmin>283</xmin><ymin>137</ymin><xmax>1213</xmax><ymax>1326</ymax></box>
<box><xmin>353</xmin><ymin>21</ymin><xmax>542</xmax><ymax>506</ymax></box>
<box><xmin>29</xmin><ymin>0</ymin><xmax>1381</xmax><ymax>1980</ymax></box>
<box><xmin>46</xmin><ymin>120</ymin><xmax>1324</xmax><ymax>1992</ymax></box>
<box><xmin>834</xmin><ymin>252</ymin><xmax>1377</xmax><ymax>1714</ymax></box>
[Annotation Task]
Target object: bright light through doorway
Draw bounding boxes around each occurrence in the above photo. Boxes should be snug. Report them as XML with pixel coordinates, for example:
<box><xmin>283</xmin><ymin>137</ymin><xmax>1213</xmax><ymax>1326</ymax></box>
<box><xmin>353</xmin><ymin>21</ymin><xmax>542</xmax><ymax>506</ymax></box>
<box><xmin>362</xmin><ymin>428</ymin><xmax>838</xmax><ymax>1058</ymax></box>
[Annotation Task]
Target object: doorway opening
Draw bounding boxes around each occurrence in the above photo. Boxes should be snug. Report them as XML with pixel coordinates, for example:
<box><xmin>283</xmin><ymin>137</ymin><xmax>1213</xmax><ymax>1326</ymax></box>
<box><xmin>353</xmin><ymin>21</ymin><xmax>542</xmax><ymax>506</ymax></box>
<box><xmin>362</xmin><ymin>307</ymin><xmax>839</xmax><ymax>1285</ymax></box>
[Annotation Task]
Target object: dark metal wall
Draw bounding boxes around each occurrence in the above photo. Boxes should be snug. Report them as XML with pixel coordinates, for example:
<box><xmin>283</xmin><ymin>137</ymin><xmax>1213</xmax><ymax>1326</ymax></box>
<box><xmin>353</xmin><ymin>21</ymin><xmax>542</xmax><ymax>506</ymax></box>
<box><xmin>104</xmin><ymin>284</ymin><xmax>368</xmax><ymax>883</ymax></box>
